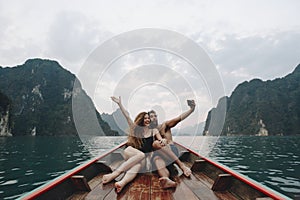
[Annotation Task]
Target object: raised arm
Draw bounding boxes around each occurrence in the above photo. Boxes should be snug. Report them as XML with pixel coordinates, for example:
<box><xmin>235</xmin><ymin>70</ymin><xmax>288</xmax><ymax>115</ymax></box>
<box><xmin>111</xmin><ymin>96</ymin><xmax>134</xmax><ymax>127</ymax></box>
<box><xmin>164</xmin><ymin>100</ymin><xmax>196</xmax><ymax>128</ymax></box>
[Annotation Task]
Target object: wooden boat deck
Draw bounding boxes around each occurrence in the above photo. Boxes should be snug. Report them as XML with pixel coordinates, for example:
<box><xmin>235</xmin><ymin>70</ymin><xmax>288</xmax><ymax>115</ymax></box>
<box><xmin>68</xmin><ymin>161</ymin><xmax>240</xmax><ymax>200</ymax></box>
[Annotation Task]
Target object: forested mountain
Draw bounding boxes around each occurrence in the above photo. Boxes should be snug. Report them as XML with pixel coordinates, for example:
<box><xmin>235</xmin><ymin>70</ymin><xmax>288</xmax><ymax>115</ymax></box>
<box><xmin>204</xmin><ymin>64</ymin><xmax>300</xmax><ymax>136</ymax></box>
<box><xmin>0</xmin><ymin>59</ymin><xmax>117</xmax><ymax>136</ymax></box>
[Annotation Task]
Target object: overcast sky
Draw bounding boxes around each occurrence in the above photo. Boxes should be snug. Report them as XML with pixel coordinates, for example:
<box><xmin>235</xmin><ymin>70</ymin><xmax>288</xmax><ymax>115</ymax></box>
<box><xmin>1</xmin><ymin>0</ymin><xmax>299</xmax><ymax>126</ymax></box>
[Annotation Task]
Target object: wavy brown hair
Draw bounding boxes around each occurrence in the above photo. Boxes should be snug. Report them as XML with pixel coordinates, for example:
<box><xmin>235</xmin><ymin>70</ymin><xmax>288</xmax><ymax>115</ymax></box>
<box><xmin>127</xmin><ymin>112</ymin><xmax>148</xmax><ymax>149</ymax></box>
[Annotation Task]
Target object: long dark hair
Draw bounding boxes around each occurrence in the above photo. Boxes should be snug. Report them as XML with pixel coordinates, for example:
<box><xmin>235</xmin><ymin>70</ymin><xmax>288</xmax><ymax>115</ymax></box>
<box><xmin>127</xmin><ymin>112</ymin><xmax>148</xmax><ymax>149</ymax></box>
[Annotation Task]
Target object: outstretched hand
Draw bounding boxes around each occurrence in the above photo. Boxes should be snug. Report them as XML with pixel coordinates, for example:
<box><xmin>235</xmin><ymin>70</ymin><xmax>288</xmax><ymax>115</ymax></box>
<box><xmin>187</xmin><ymin>99</ymin><xmax>196</xmax><ymax>110</ymax></box>
<box><xmin>111</xmin><ymin>96</ymin><xmax>121</xmax><ymax>105</ymax></box>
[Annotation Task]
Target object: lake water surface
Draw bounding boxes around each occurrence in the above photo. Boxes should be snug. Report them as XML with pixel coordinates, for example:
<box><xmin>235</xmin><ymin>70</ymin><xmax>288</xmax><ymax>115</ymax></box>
<box><xmin>0</xmin><ymin>136</ymin><xmax>299</xmax><ymax>199</ymax></box>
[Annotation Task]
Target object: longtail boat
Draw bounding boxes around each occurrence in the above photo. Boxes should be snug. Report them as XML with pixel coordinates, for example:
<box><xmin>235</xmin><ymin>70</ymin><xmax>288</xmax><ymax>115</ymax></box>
<box><xmin>19</xmin><ymin>142</ymin><xmax>291</xmax><ymax>200</ymax></box>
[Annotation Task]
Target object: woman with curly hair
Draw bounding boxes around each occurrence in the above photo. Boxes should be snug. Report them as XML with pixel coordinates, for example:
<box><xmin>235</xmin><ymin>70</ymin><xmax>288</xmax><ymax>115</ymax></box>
<box><xmin>102</xmin><ymin>96</ymin><xmax>164</xmax><ymax>193</ymax></box>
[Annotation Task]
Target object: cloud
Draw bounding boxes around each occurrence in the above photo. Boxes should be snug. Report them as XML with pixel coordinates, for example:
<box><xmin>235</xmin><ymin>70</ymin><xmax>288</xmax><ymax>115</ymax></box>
<box><xmin>196</xmin><ymin>30</ymin><xmax>300</xmax><ymax>94</ymax></box>
<box><xmin>1</xmin><ymin>0</ymin><xmax>299</xmax><ymax>126</ymax></box>
<box><xmin>45</xmin><ymin>11</ymin><xmax>112</xmax><ymax>71</ymax></box>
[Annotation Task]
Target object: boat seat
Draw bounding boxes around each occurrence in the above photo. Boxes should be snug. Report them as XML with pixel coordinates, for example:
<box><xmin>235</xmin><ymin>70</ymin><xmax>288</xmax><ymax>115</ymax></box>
<box><xmin>212</xmin><ymin>174</ymin><xmax>233</xmax><ymax>191</ymax></box>
<box><xmin>191</xmin><ymin>159</ymin><xmax>206</xmax><ymax>172</ymax></box>
<box><xmin>71</xmin><ymin>175</ymin><xmax>91</xmax><ymax>192</ymax></box>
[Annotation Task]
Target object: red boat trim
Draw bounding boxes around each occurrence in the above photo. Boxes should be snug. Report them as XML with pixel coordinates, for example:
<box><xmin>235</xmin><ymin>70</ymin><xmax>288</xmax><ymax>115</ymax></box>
<box><xmin>175</xmin><ymin>142</ymin><xmax>290</xmax><ymax>200</ymax></box>
<box><xmin>20</xmin><ymin>142</ymin><xmax>127</xmax><ymax>200</ymax></box>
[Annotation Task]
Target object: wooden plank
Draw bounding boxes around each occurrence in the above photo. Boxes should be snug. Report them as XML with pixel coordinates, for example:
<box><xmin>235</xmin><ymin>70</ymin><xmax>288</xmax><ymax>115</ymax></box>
<box><xmin>212</xmin><ymin>174</ymin><xmax>233</xmax><ymax>191</ymax></box>
<box><xmin>150</xmin><ymin>173</ymin><xmax>173</xmax><ymax>200</ymax></box>
<box><xmin>124</xmin><ymin>174</ymin><xmax>151</xmax><ymax>200</ymax></box>
<box><xmin>181</xmin><ymin>173</ymin><xmax>220</xmax><ymax>200</ymax></box>
<box><xmin>66</xmin><ymin>191</ymin><xmax>87</xmax><ymax>200</ymax></box>
<box><xmin>88</xmin><ymin>174</ymin><xmax>105</xmax><ymax>189</ymax></box>
<box><xmin>84</xmin><ymin>179</ymin><xmax>116</xmax><ymax>200</ymax></box>
<box><xmin>71</xmin><ymin>175</ymin><xmax>91</xmax><ymax>192</ymax></box>
<box><xmin>214</xmin><ymin>191</ymin><xmax>239</xmax><ymax>200</ymax></box>
<box><xmin>193</xmin><ymin>172</ymin><xmax>215</xmax><ymax>189</ymax></box>
<box><xmin>172</xmin><ymin>176</ymin><xmax>199</xmax><ymax>200</ymax></box>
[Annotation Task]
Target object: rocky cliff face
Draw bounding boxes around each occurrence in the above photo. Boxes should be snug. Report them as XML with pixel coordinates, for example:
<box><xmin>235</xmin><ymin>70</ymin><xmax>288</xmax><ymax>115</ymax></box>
<box><xmin>0</xmin><ymin>59</ymin><xmax>117</xmax><ymax>136</ymax></box>
<box><xmin>204</xmin><ymin>64</ymin><xmax>300</xmax><ymax>136</ymax></box>
<box><xmin>0</xmin><ymin>92</ymin><xmax>12</xmax><ymax>136</ymax></box>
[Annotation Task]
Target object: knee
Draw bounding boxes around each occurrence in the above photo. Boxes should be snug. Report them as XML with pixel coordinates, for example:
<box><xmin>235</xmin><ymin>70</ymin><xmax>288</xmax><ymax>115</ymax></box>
<box><xmin>136</xmin><ymin>163</ymin><xmax>142</xmax><ymax>169</ymax></box>
<box><xmin>153</xmin><ymin>156</ymin><xmax>165</xmax><ymax>164</ymax></box>
<box><xmin>137</xmin><ymin>151</ymin><xmax>145</xmax><ymax>160</ymax></box>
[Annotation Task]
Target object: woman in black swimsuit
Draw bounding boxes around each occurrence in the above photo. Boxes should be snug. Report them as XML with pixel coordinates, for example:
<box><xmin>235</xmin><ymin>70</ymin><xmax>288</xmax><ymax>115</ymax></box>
<box><xmin>102</xmin><ymin>96</ymin><xmax>164</xmax><ymax>193</ymax></box>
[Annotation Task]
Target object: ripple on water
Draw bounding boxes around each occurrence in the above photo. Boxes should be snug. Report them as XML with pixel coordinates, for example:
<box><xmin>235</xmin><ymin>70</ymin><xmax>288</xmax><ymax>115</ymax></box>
<box><xmin>18</xmin><ymin>183</ymin><xmax>29</xmax><ymax>187</ymax></box>
<box><xmin>280</xmin><ymin>186</ymin><xmax>300</xmax><ymax>194</ymax></box>
<box><xmin>3</xmin><ymin>194</ymin><xmax>22</xmax><ymax>200</ymax></box>
<box><xmin>0</xmin><ymin>180</ymin><xmax>18</xmax><ymax>186</ymax></box>
<box><xmin>47</xmin><ymin>171</ymin><xmax>66</xmax><ymax>177</ymax></box>
<box><xmin>268</xmin><ymin>176</ymin><xmax>300</xmax><ymax>186</ymax></box>
<box><xmin>25</xmin><ymin>172</ymin><xmax>34</xmax><ymax>176</ymax></box>
<box><xmin>32</xmin><ymin>180</ymin><xmax>48</xmax><ymax>186</ymax></box>
<box><xmin>235</xmin><ymin>165</ymin><xmax>249</xmax><ymax>170</ymax></box>
<box><xmin>286</xmin><ymin>169</ymin><xmax>294</xmax><ymax>172</ymax></box>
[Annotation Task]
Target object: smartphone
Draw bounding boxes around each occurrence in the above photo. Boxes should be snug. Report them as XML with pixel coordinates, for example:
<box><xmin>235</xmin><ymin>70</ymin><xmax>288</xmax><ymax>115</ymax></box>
<box><xmin>187</xmin><ymin>100</ymin><xmax>193</xmax><ymax>106</ymax></box>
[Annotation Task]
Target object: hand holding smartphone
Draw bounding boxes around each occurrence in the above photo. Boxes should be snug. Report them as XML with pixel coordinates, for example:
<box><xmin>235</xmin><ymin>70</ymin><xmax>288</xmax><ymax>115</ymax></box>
<box><xmin>187</xmin><ymin>100</ymin><xmax>194</xmax><ymax>107</ymax></box>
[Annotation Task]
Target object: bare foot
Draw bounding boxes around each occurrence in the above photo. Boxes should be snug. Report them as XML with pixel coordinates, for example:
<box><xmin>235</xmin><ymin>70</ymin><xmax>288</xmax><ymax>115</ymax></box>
<box><xmin>115</xmin><ymin>181</ymin><xmax>125</xmax><ymax>193</ymax></box>
<box><xmin>102</xmin><ymin>173</ymin><xmax>116</xmax><ymax>184</ymax></box>
<box><xmin>181</xmin><ymin>165</ymin><xmax>191</xmax><ymax>177</ymax></box>
<box><xmin>159</xmin><ymin>177</ymin><xmax>177</xmax><ymax>189</ymax></box>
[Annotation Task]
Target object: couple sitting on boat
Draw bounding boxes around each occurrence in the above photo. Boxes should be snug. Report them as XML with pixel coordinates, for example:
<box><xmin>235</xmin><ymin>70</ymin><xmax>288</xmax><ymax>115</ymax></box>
<box><xmin>102</xmin><ymin>96</ymin><xmax>196</xmax><ymax>193</ymax></box>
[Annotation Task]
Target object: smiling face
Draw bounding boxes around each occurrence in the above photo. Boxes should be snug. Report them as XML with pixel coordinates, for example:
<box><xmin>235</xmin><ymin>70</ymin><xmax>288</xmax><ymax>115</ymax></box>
<box><xmin>134</xmin><ymin>112</ymin><xmax>150</xmax><ymax>127</ymax></box>
<box><xmin>149</xmin><ymin>110</ymin><xmax>158</xmax><ymax>128</ymax></box>
<box><xmin>143</xmin><ymin>113</ymin><xmax>151</xmax><ymax>126</ymax></box>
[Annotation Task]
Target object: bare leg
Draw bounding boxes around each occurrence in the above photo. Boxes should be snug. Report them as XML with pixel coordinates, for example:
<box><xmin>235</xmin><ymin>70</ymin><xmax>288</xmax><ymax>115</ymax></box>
<box><xmin>115</xmin><ymin>161</ymin><xmax>143</xmax><ymax>193</ymax></box>
<box><xmin>103</xmin><ymin>146</ymin><xmax>145</xmax><ymax>184</ymax></box>
<box><xmin>153</xmin><ymin>156</ymin><xmax>177</xmax><ymax>189</ymax></box>
<box><xmin>153</xmin><ymin>156</ymin><xmax>170</xmax><ymax>178</ymax></box>
<box><xmin>153</xmin><ymin>141</ymin><xmax>191</xmax><ymax>177</ymax></box>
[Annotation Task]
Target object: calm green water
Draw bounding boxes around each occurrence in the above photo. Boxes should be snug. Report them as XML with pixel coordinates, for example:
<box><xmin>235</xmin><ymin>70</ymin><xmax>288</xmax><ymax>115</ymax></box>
<box><xmin>0</xmin><ymin>136</ymin><xmax>299</xmax><ymax>199</ymax></box>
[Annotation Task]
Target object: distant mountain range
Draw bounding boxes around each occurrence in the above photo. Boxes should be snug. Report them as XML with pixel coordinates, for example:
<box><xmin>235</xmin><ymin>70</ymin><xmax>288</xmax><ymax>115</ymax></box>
<box><xmin>172</xmin><ymin>121</ymin><xmax>205</xmax><ymax>136</ymax></box>
<box><xmin>101</xmin><ymin>108</ymin><xmax>128</xmax><ymax>136</ymax></box>
<box><xmin>0</xmin><ymin>59</ymin><xmax>117</xmax><ymax>136</ymax></box>
<box><xmin>204</xmin><ymin>64</ymin><xmax>300</xmax><ymax>136</ymax></box>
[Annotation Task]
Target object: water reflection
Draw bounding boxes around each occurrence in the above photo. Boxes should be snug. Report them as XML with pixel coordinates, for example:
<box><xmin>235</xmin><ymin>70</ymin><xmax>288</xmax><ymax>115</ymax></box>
<box><xmin>80</xmin><ymin>136</ymin><xmax>127</xmax><ymax>157</ymax></box>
